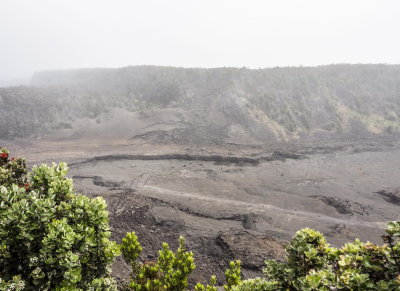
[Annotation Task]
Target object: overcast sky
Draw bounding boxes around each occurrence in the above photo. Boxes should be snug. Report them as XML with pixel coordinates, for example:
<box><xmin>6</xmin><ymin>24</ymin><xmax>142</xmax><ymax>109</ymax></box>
<box><xmin>1</xmin><ymin>0</ymin><xmax>399</xmax><ymax>82</ymax></box>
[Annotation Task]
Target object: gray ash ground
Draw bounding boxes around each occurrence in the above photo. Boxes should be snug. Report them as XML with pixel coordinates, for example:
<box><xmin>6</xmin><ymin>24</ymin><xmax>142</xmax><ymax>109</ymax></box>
<box><xmin>2</xmin><ymin>138</ymin><xmax>400</xmax><ymax>287</ymax></box>
<box><xmin>87</xmin><ymin>190</ymin><xmax>285</xmax><ymax>286</ymax></box>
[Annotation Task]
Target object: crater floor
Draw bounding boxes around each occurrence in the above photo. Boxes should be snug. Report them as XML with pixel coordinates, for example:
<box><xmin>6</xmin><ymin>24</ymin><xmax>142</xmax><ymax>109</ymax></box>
<box><xmin>3</xmin><ymin>138</ymin><xmax>400</xmax><ymax>284</ymax></box>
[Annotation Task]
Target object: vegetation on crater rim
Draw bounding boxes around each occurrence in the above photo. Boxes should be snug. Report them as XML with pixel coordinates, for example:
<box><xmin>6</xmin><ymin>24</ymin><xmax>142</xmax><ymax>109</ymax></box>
<box><xmin>2</xmin><ymin>65</ymin><xmax>400</xmax><ymax>141</ymax></box>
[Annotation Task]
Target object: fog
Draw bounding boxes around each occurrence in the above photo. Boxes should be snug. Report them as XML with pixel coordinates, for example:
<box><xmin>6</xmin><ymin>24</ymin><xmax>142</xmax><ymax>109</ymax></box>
<box><xmin>1</xmin><ymin>0</ymin><xmax>400</xmax><ymax>85</ymax></box>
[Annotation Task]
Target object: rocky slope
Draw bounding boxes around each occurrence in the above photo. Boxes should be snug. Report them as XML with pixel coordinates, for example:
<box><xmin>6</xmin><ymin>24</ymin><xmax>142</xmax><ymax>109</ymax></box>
<box><xmin>1</xmin><ymin>65</ymin><xmax>400</xmax><ymax>145</ymax></box>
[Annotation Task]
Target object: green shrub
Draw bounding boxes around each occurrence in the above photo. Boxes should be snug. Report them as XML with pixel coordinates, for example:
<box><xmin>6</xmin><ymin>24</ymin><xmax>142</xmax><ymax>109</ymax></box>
<box><xmin>233</xmin><ymin>225</ymin><xmax>400</xmax><ymax>290</ymax></box>
<box><xmin>194</xmin><ymin>275</ymin><xmax>218</xmax><ymax>291</ymax></box>
<box><xmin>231</xmin><ymin>277</ymin><xmax>279</xmax><ymax>291</ymax></box>
<box><xmin>224</xmin><ymin>260</ymin><xmax>242</xmax><ymax>291</ymax></box>
<box><xmin>121</xmin><ymin>234</ymin><xmax>195</xmax><ymax>291</ymax></box>
<box><xmin>0</xmin><ymin>147</ymin><xmax>120</xmax><ymax>290</ymax></box>
<box><xmin>0</xmin><ymin>148</ymin><xmax>27</xmax><ymax>188</ymax></box>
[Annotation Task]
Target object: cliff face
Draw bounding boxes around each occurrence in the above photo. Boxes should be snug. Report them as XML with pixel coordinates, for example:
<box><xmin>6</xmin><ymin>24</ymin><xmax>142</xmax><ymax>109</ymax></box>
<box><xmin>1</xmin><ymin>65</ymin><xmax>400</xmax><ymax>144</ymax></box>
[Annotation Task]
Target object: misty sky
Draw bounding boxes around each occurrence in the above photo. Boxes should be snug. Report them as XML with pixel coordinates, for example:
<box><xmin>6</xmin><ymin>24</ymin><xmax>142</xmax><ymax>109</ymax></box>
<box><xmin>1</xmin><ymin>0</ymin><xmax>400</xmax><ymax>82</ymax></box>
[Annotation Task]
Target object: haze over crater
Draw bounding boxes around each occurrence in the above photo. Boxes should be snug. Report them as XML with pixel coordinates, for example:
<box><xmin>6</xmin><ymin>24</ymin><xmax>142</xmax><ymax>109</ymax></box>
<box><xmin>1</xmin><ymin>0</ymin><xmax>400</xmax><ymax>85</ymax></box>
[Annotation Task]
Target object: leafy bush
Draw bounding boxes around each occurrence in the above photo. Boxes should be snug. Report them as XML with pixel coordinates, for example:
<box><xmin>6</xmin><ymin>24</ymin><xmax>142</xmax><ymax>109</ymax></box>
<box><xmin>224</xmin><ymin>260</ymin><xmax>241</xmax><ymax>291</ymax></box>
<box><xmin>121</xmin><ymin>233</ymin><xmax>195</xmax><ymax>290</ymax></box>
<box><xmin>0</xmin><ymin>148</ymin><xmax>27</xmax><ymax>188</ymax></box>
<box><xmin>194</xmin><ymin>275</ymin><xmax>218</xmax><ymax>291</ymax></box>
<box><xmin>231</xmin><ymin>277</ymin><xmax>279</xmax><ymax>291</ymax></box>
<box><xmin>0</xmin><ymin>147</ymin><xmax>120</xmax><ymax>290</ymax></box>
<box><xmin>232</xmin><ymin>225</ymin><xmax>400</xmax><ymax>290</ymax></box>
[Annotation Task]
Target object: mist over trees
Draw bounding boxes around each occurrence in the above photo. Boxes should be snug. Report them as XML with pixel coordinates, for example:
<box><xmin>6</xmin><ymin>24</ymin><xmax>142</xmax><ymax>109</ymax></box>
<box><xmin>1</xmin><ymin>64</ymin><xmax>399</xmax><ymax>141</ymax></box>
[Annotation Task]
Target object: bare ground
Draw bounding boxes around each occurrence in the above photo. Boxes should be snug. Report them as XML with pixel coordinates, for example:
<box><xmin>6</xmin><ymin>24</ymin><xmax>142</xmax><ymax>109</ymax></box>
<box><xmin>2</xmin><ymin>138</ymin><xmax>400</xmax><ymax>286</ymax></box>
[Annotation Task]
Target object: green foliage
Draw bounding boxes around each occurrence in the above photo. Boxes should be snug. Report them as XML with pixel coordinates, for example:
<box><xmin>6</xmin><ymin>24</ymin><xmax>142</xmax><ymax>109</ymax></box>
<box><xmin>0</xmin><ymin>148</ymin><xmax>120</xmax><ymax>290</ymax></box>
<box><xmin>0</xmin><ymin>275</ymin><xmax>26</xmax><ymax>290</ymax></box>
<box><xmin>86</xmin><ymin>277</ymin><xmax>119</xmax><ymax>291</ymax></box>
<box><xmin>231</xmin><ymin>277</ymin><xmax>279</xmax><ymax>291</ymax></box>
<box><xmin>0</xmin><ymin>148</ymin><xmax>27</xmax><ymax>188</ymax></box>
<box><xmin>194</xmin><ymin>275</ymin><xmax>218</xmax><ymax>291</ymax></box>
<box><xmin>122</xmin><ymin>232</ymin><xmax>143</xmax><ymax>271</ymax></box>
<box><xmin>231</xmin><ymin>224</ymin><xmax>400</xmax><ymax>290</ymax></box>
<box><xmin>224</xmin><ymin>260</ymin><xmax>242</xmax><ymax>291</ymax></box>
<box><xmin>122</xmin><ymin>234</ymin><xmax>195</xmax><ymax>291</ymax></box>
<box><xmin>285</xmin><ymin>228</ymin><xmax>329</xmax><ymax>273</ymax></box>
